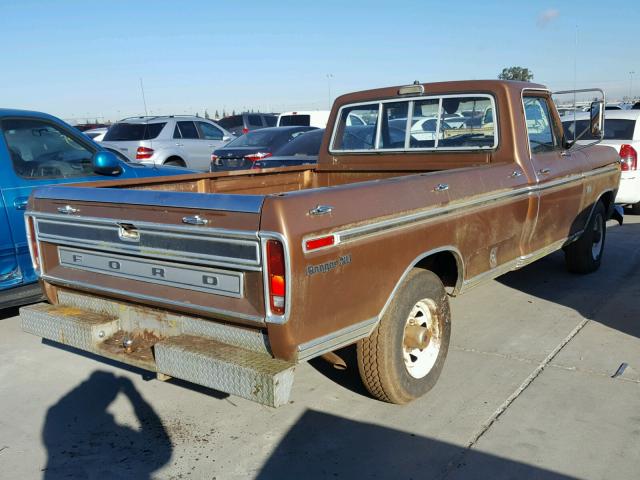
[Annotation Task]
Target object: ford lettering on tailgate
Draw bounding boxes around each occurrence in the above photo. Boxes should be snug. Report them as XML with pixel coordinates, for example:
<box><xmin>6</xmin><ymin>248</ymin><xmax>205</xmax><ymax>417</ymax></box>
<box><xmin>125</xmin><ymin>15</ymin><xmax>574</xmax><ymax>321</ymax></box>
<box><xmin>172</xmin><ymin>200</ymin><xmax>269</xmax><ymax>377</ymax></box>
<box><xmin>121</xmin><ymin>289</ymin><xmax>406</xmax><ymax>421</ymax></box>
<box><xmin>58</xmin><ymin>247</ymin><xmax>243</xmax><ymax>298</ymax></box>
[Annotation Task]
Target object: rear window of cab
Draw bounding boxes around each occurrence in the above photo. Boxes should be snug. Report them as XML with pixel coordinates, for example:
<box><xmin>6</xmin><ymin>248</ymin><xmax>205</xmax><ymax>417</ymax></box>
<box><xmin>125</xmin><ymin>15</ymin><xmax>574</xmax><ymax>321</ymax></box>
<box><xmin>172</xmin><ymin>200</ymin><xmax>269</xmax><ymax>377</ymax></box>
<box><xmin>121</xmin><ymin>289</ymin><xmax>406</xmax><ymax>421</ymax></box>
<box><xmin>330</xmin><ymin>94</ymin><xmax>497</xmax><ymax>153</ymax></box>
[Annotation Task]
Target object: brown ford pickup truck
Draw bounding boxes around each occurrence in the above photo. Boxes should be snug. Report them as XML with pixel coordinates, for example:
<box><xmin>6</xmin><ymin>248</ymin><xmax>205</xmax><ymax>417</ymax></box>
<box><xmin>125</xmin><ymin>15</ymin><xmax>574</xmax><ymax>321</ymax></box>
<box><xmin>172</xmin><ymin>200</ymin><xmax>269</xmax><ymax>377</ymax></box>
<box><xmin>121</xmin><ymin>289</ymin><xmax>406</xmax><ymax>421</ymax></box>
<box><xmin>21</xmin><ymin>80</ymin><xmax>620</xmax><ymax>407</ymax></box>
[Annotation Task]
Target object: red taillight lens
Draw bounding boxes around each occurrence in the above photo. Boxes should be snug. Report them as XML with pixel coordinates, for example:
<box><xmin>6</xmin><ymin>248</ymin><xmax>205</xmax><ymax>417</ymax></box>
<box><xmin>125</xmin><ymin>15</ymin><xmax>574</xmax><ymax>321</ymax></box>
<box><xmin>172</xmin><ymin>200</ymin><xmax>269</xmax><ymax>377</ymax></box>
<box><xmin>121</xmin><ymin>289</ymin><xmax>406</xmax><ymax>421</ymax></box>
<box><xmin>244</xmin><ymin>152</ymin><xmax>272</xmax><ymax>162</ymax></box>
<box><xmin>620</xmin><ymin>144</ymin><xmax>637</xmax><ymax>171</ymax></box>
<box><xmin>242</xmin><ymin>127</ymin><xmax>249</xmax><ymax>134</ymax></box>
<box><xmin>266</xmin><ymin>240</ymin><xmax>286</xmax><ymax>315</ymax></box>
<box><xmin>25</xmin><ymin>215</ymin><xmax>40</xmax><ymax>272</ymax></box>
<box><xmin>211</xmin><ymin>153</ymin><xmax>219</xmax><ymax>164</ymax></box>
<box><xmin>136</xmin><ymin>146</ymin><xmax>154</xmax><ymax>160</ymax></box>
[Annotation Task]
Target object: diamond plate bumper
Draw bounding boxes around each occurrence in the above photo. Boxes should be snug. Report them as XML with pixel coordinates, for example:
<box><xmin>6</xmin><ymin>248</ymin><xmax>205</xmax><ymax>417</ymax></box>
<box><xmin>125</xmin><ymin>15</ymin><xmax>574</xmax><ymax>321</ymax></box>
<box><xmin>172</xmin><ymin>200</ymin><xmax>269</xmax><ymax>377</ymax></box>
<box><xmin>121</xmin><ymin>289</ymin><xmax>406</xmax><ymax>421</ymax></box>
<box><xmin>20</xmin><ymin>293</ymin><xmax>295</xmax><ymax>407</ymax></box>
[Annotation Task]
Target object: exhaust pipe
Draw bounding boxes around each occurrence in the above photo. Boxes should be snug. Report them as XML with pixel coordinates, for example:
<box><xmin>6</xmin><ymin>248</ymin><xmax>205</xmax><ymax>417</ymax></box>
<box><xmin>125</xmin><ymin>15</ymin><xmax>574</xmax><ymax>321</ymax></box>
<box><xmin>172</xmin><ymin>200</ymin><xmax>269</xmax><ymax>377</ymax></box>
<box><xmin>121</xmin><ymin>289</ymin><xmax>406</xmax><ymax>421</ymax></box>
<box><xmin>320</xmin><ymin>351</ymin><xmax>347</xmax><ymax>370</ymax></box>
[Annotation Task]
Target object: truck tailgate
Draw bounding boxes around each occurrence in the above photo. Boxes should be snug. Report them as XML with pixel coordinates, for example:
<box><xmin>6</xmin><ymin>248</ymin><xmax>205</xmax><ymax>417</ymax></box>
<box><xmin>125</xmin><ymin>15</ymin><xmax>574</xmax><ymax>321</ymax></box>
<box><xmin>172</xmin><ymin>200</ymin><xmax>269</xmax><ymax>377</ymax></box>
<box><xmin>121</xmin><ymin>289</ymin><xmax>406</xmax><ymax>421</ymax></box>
<box><xmin>28</xmin><ymin>185</ymin><xmax>268</xmax><ymax>325</ymax></box>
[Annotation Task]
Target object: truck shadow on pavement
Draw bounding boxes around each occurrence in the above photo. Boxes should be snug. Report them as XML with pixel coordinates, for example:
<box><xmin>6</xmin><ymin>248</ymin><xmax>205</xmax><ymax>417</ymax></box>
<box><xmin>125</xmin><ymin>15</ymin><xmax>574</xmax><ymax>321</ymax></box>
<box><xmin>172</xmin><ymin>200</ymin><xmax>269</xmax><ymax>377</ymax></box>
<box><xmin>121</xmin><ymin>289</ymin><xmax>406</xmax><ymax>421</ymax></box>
<box><xmin>256</xmin><ymin>409</ymin><xmax>577</xmax><ymax>480</ymax></box>
<box><xmin>496</xmin><ymin>220</ymin><xmax>640</xmax><ymax>341</ymax></box>
<box><xmin>41</xmin><ymin>371</ymin><xmax>172</xmax><ymax>480</ymax></box>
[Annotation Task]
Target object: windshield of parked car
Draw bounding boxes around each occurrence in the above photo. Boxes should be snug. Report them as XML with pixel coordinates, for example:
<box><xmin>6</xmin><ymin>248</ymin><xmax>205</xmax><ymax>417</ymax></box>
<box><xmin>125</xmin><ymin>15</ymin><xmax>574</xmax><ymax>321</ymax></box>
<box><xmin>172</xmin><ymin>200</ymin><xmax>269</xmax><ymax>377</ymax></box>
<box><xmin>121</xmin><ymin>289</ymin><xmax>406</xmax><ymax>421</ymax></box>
<box><xmin>562</xmin><ymin>119</ymin><xmax>635</xmax><ymax>141</ymax></box>
<box><xmin>103</xmin><ymin>122</ymin><xmax>166</xmax><ymax>141</ymax></box>
<box><xmin>224</xmin><ymin>129</ymin><xmax>282</xmax><ymax>147</ymax></box>
<box><xmin>2</xmin><ymin>118</ymin><xmax>97</xmax><ymax>178</ymax></box>
<box><xmin>273</xmin><ymin>129</ymin><xmax>324</xmax><ymax>156</ymax></box>
<box><xmin>279</xmin><ymin>115</ymin><xmax>311</xmax><ymax>127</ymax></box>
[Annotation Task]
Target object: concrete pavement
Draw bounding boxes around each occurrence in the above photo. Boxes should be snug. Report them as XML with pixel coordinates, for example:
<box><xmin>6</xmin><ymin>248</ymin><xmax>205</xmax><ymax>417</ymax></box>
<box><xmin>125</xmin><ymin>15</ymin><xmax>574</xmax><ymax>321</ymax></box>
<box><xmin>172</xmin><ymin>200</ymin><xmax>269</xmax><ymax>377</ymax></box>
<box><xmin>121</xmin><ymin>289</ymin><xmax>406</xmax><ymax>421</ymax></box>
<box><xmin>0</xmin><ymin>216</ymin><xmax>638</xmax><ymax>479</ymax></box>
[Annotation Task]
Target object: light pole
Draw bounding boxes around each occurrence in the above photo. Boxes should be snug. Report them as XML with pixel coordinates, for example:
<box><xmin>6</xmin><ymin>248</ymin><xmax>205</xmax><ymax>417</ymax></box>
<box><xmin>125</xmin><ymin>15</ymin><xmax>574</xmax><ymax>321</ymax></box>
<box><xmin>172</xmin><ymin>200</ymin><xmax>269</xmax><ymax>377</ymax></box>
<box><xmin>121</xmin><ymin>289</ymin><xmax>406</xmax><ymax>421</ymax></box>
<box><xmin>630</xmin><ymin>71</ymin><xmax>635</xmax><ymax>101</ymax></box>
<box><xmin>326</xmin><ymin>74</ymin><xmax>334</xmax><ymax>109</ymax></box>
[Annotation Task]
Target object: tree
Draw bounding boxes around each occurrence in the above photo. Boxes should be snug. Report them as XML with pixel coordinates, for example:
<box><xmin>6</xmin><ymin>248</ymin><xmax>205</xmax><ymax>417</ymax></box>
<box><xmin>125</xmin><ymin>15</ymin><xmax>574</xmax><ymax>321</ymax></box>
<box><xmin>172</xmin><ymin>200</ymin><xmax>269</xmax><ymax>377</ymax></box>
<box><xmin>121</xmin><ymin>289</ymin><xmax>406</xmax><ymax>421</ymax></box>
<box><xmin>498</xmin><ymin>66</ymin><xmax>534</xmax><ymax>82</ymax></box>
<box><xmin>204</xmin><ymin>109</ymin><xmax>210</xmax><ymax>119</ymax></box>
<box><xmin>231</xmin><ymin>109</ymin><xmax>236</xmax><ymax>116</ymax></box>
<box><xmin>214</xmin><ymin>109</ymin><xmax>219</xmax><ymax>119</ymax></box>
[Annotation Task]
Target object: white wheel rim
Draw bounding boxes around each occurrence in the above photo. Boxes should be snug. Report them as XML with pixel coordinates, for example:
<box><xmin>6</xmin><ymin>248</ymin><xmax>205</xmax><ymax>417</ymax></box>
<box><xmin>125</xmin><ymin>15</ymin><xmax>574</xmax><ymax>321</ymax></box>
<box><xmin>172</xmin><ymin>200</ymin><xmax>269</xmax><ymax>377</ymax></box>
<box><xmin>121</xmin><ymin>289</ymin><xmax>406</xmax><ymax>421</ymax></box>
<box><xmin>402</xmin><ymin>299</ymin><xmax>442</xmax><ymax>379</ymax></box>
<box><xmin>591</xmin><ymin>213</ymin><xmax>604</xmax><ymax>260</ymax></box>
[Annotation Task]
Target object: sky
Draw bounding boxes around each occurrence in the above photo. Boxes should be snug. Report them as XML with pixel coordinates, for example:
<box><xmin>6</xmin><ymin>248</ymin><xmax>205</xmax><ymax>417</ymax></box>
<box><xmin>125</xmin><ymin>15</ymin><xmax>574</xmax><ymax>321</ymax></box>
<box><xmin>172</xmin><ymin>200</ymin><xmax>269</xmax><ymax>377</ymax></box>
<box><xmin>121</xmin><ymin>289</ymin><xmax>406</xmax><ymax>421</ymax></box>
<box><xmin>0</xmin><ymin>0</ymin><xmax>638</xmax><ymax>123</ymax></box>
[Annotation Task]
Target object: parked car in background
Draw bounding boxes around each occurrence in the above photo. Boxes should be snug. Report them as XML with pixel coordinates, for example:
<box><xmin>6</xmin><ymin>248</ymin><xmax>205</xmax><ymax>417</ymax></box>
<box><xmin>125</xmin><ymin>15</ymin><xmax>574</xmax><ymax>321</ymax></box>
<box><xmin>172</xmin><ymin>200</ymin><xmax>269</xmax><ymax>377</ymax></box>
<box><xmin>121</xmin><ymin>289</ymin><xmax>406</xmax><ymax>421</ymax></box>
<box><xmin>252</xmin><ymin>128</ymin><xmax>324</xmax><ymax>169</ymax></box>
<box><xmin>277</xmin><ymin>111</ymin><xmax>330</xmax><ymax>128</ymax></box>
<box><xmin>0</xmin><ymin>109</ymin><xmax>194</xmax><ymax>310</ymax></box>
<box><xmin>102</xmin><ymin>115</ymin><xmax>234</xmax><ymax>171</ymax></box>
<box><xmin>83</xmin><ymin>126</ymin><xmax>108</xmax><ymax>142</ymax></box>
<box><xmin>633</xmin><ymin>102</ymin><xmax>640</xmax><ymax>110</ymax></box>
<box><xmin>210</xmin><ymin>126</ymin><xmax>316</xmax><ymax>172</ymax></box>
<box><xmin>216</xmin><ymin>113</ymin><xmax>277</xmax><ymax>136</ymax></box>
<box><xmin>563</xmin><ymin>110</ymin><xmax>640</xmax><ymax>212</ymax></box>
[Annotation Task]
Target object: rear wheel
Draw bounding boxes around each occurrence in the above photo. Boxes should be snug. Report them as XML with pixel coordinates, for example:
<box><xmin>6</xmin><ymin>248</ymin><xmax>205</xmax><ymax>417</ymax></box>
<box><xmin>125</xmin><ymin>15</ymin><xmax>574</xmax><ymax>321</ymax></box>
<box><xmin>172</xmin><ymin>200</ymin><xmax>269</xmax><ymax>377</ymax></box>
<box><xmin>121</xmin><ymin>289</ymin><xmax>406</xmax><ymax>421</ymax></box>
<box><xmin>564</xmin><ymin>200</ymin><xmax>606</xmax><ymax>274</ymax></box>
<box><xmin>357</xmin><ymin>269</ymin><xmax>451</xmax><ymax>404</ymax></box>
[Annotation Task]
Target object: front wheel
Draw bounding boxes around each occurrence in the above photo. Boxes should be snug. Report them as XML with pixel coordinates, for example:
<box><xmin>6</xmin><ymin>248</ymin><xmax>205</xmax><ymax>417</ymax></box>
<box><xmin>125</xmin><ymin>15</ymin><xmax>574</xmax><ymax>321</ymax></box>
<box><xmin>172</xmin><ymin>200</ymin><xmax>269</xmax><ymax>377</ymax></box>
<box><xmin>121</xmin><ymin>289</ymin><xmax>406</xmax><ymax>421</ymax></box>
<box><xmin>564</xmin><ymin>200</ymin><xmax>606</xmax><ymax>274</ymax></box>
<box><xmin>357</xmin><ymin>269</ymin><xmax>451</xmax><ymax>404</ymax></box>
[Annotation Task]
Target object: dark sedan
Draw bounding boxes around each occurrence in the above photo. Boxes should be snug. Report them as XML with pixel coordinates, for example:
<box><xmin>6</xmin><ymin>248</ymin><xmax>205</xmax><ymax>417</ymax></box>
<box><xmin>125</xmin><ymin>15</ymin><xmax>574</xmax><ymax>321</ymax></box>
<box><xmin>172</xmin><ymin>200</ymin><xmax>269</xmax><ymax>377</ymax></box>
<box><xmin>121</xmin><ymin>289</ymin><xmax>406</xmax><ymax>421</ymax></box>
<box><xmin>252</xmin><ymin>128</ymin><xmax>324</xmax><ymax>169</ymax></box>
<box><xmin>210</xmin><ymin>126</ymin><xmax>316</xmax><ymax>172</ymax></box>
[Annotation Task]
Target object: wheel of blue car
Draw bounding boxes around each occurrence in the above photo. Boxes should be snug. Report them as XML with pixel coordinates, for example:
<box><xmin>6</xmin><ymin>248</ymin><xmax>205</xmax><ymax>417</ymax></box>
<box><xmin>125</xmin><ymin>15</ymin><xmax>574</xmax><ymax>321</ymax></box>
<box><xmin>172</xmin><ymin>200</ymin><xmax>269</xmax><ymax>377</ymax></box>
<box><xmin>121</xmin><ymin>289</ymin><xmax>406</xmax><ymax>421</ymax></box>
<box><xmin>356</xmin><ymin>269</ymin><xmax>451</xmax><ymax>404</ymax></box>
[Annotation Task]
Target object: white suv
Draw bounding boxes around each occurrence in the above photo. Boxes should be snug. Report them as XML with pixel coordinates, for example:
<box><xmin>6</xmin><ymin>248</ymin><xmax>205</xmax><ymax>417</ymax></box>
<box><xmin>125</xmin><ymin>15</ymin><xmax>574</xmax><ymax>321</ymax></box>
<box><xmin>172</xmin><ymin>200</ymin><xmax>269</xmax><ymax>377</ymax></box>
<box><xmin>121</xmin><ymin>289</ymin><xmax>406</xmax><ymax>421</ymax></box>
<box><xmin>563</xmin><ymin>110</ymin><xmax>640</xmax><ymax>212</ymax></box>
<box><xmin>102</xmin><ymin>116</ymin><xmax>234</xmax><ymax>171</ymax></box>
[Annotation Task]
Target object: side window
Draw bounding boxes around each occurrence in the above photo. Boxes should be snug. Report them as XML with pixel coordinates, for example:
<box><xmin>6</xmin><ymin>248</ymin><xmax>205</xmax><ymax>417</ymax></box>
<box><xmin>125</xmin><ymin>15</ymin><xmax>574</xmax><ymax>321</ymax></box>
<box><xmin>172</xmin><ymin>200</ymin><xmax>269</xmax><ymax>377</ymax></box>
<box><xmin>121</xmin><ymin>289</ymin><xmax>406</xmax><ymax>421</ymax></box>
<box><xmin>332</xmin><ymin>104</ymin><xmax>379</xmax><ymax>151</ymax></box>
<box><xmin>176</xmin><ymin>121</ymin><xmax>199</xmax><ymax>139</ymax></box>
<box><xmin>379</xmin><ymin>101</ymin><xmax>409</xmax><ymax>149</ymax></box>
<box><xmin>264</xmin><ymin>116</ymin><xmax>277</xmax><ymax>127</ymax></box>
<box><xmin>248</xmin><ymin>115</ymin><xmax>262</xmax><ymax>127</ymax></box>
<box><xmin>523</xmin><ymin>97</ymin><xmax>558</xmax><ymax>153</ymax></box>
<box><xmin>1</xmin><ymin>118</ymin><xmax>97</xmax><ymax>179</ymax></box>
<box><xmin>198</xmin><ymin>122</ymin><xmax>223</xmax><ymax>140</ymax></box>
<box><xmin>173</xmin><ymin>124</ymin><xmax>182</xmax><ymax>139</ymax></box>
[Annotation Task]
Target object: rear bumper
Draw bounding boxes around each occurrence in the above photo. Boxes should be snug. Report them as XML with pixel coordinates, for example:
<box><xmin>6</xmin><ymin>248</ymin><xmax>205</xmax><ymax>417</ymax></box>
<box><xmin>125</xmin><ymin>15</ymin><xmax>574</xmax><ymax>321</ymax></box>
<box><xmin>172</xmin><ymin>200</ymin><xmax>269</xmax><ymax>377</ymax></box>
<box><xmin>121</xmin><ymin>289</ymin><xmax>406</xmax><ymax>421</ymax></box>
<box><xmin>0</xmin><ymin>282</ymin><xmax>43</xmax><ymax>310</ymax></box>
<box><xmin>615</xmin><ymin>173</ymin><xmax>640</xmax><ymax>205</ymax></box>
<box><xmin>20</xmin><ymin>291</ymin><xmax>295</xmax><ymax>407</ymax></box>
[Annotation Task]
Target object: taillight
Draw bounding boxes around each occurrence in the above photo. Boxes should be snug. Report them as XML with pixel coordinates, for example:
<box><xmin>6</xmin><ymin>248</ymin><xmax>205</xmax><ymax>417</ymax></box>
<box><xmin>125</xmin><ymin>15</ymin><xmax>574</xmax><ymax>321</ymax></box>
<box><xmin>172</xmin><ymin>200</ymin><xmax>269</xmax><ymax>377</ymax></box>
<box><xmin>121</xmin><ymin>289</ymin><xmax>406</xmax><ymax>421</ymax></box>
<box><xmin>210</xmin><ymin>153</ymin><xmax>219</xmax><ymax>164</ymax></box>
<box><xmin>242</xmin><ymin>127</ymin><xmax>249</xmax><ymax>134</ymax></box>
<box><xmin>136</xmin><ymin>146</ymin><xmax>154</xmax><ymax>160</ymax></box>
<box><xmin>266</xmin><ymin>240</ymin><xmax>286</xmax><ymax>315</ymax></box>
<box><xmin>244</xmin><ymin>152</ymin><xmax>272</xmax><ymax>162</ymax></box>
<box><xmin>620</xmin><ymin>144</ymin><xmax>637</xmax><ymax>171</ymax></box>
<box><xmin>25</xmin><ymin>215</ymin><xmax>40</xmax><ymax>272</ymax></box>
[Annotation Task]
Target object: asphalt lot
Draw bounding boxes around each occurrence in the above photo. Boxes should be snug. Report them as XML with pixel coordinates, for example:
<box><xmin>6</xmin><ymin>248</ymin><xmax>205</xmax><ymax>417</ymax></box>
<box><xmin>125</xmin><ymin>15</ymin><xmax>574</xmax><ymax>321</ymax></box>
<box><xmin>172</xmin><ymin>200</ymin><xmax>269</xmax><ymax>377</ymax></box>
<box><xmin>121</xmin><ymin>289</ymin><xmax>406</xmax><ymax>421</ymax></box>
<box><xmin>1</xmin><ymin>216</ymin><xmax>639</xmax><ymax>480</ymax></box>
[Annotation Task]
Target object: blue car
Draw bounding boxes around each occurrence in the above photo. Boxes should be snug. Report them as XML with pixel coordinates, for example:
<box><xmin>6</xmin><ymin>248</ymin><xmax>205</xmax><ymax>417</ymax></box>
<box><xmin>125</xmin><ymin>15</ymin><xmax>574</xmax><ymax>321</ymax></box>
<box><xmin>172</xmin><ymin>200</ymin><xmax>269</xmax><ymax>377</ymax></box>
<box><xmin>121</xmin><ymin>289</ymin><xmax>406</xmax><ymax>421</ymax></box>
<box><xmin>0</xmin><ymin>109</ymin><xmax>194</xmax><ymax>309</ymax></box>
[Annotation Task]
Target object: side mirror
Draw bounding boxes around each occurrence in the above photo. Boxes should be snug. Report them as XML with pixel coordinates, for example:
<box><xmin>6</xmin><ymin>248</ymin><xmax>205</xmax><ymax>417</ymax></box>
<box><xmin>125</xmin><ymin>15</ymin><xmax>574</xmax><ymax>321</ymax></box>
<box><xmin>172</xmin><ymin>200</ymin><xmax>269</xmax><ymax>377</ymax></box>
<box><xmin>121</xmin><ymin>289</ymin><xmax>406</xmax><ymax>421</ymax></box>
<box><xmin>222</xmin><ymin>135</ymin><xmax>233</xmax><ymax>141</ymax></box>
<box><xmin>92</xmin><ymin>150</ymin><xmax>122</xmax><ymax>176</ymax></box>
<box><xmin>589</xmin><ymin>101</ymin><xmax>604</xmax><ymax>139</ymax></box>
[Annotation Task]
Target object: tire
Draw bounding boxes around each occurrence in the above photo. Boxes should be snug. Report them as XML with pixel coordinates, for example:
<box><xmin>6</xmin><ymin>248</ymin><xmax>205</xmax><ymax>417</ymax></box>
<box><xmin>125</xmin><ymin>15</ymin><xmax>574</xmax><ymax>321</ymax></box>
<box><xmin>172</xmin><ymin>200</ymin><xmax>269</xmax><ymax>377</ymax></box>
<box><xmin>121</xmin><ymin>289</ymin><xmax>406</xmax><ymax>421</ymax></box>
<box><xmin>356</xmin><ymin>269</ymin><xmax>451</xmax><ymax>404</ymax></box>
<box><xmin>164</xmin><ymin>157</ymin><xmax>186</xmax><ymax>167</ymax></box>
<box><xmin>564</xmin><ymin>200</ymin><xmax>606</xmax><ymax>274</ymax></box>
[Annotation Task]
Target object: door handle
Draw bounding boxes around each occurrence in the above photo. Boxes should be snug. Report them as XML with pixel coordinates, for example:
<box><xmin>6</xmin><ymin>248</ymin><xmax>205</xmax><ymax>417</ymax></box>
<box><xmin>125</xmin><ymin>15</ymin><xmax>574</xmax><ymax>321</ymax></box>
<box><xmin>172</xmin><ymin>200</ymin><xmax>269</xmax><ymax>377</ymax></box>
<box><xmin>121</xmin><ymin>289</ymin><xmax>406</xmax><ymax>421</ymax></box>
<box><xmin>509</xmin><ymin>170</ymin><xmax>523</xmax><ymax>178</ymax></box>
<box><xmin>13</xmin><ymin>197</ymin><xmax>28</xmax><ymax>210</ymax></box>
<box><xmin>433</xmin><ymin>183</ymin><xmax>449</xmax><ymax>192</ymax></box>
<box><xmin>175</xmin><ymin>143</ymin><xmax>184</xmax><ymax>147</ymax></box>
<box><xmin>539</xmin><ymin>168</ymin><xmax>551</xmax><ymax>175</ymax></box>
